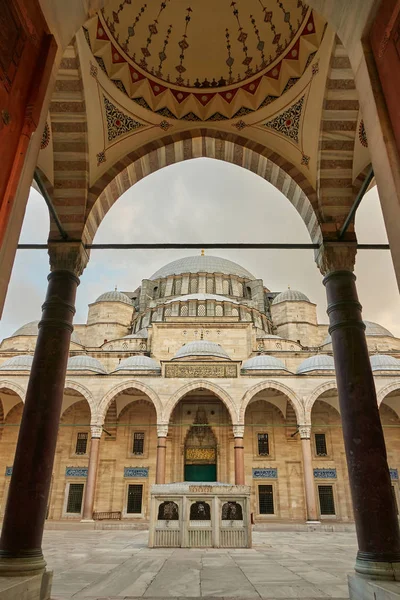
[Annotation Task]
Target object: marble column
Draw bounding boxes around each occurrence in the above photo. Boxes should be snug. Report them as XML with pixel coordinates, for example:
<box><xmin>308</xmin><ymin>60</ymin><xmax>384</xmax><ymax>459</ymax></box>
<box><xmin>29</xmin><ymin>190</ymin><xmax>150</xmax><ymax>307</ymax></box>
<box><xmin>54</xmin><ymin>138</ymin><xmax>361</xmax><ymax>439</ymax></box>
<box><xmin>299</xmin><ymin>426</ymin><xmax>319</xmax><ymax>522</ymax></box>
<box><xmin>233</xmin><ymin>425</ymin><xmax>245</xmax><ymax>485</ymax></box>
<box><xmin>318</xmin><ymin>244</ymin><xmax>400</xmax><ymax>580</ymax></box>
<box><xmin>81</xmin><ymin>425</ymin><xmax>102</xmax><ymax>522</ymax></box>
<box><xmin>156</xmin><ymin>425</ymin><xmax>168</xmax><ymax>484</ymax></box>
<box><xmin>0</xmin><ymin>242</ymin><xmax>88</xmax><ymax>575</ymax></box>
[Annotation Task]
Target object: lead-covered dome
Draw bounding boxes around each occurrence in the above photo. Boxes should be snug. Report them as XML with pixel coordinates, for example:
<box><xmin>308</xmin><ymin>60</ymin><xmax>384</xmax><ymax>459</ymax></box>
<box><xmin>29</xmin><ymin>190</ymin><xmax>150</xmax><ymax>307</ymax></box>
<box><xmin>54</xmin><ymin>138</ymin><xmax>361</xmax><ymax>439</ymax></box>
<box><xmin>173</xmin><ymin>340</ymin><xmax>230</xmax><ymax>360</ymax></box>
<box><xmin>272</xmin><ymin>290</ymin><xmax>310</xmax><ymax>304</ymax></box>
<box><xmin>242</xmin><ymin>355</ymin><xmax>290</xmax><ymax>372</ymax></box>
<box><xmin>114</xmin><ymin>355</ymin><xmax>161</xmax><ymax>372</ymax></box>
<box><xmin>150</xmin><ymin>256</ymin><xmax>254</xmax><ymax>281</ymax></box>
<box><xmin>10</xmin><ymin>320</ymin><xmax>82</xmax><ymax>345</ymax></box>
<box><xmin>323</xmin><ymin>321</ymin><xmax>394</xmax><ymax>345</ymax></box>
<box><xmin>95</xmin><ymin>291</ymin><xmax>132</xmax><ymax>305</ymax></box>
<box><xmin>370</xmin><ymin>354</ymin><xmax>400</xmax><ymax>371</ymax></box>
<box><xmin>67</xmin><ymin>355</ymin><xmax>107</xmax><ymax>374</ymax></box>
<box><xmin>0</xmin><ymin>355</ymin><xmax>34</xmax><ymax>370</ymax></box>
<box><xmin>297</xmin><ymin>354</ymin><xmax>335</xmax><ymax>374</ymax></box>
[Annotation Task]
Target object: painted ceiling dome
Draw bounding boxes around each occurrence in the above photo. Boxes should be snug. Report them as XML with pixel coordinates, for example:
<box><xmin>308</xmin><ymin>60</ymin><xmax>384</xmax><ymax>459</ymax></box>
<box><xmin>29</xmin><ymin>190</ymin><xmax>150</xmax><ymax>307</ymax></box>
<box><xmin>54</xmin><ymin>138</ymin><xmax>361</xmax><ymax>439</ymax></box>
<box><xmin>242</xmin><ymin>354</ymin><xmax>289</xmax><ymax>372</ymax></box>
<box><xmin>150</xmin><ymin>255</ymin><xmax>255</xmax><ymax>281</ymax></box>
<box><xmin>272</xmin><ymin>289</ymin><xmax>310</xmax><ymax>304</ymax></box>
<box><xmin>0</xmin><ymin>355</ymin><xmax>34</xmax><ymax>371</ymax></box>
<box><xmin>67</xmin><ymin>355</ymin><xmax>107</xmax><ymax>374</ymax></box>
<box><xmin>10</xmin><ymin>321</ymin><xmax>82</xmax><ymax>345</ymax></box>
<box><xmin>370</xmin><ymin>354</ymin><xmax>400</xmax><ymax>372</ymax></box>
<box><xmin>114</xmin><ymin>355</ymin><xmax>161</xmax><ymax>372</ymax></box>
<box><xmin>323</xmin><ymin>321</ymin><xmax>394</xmax><ymax>345</ymax></box>
<box><xmin>95</xmin><ymin>291</ymin><xmax>132</xmax><ymax>305</ymax></box>
<box><xmin>166</xmin><ymin>293</ymin><xmax>239</xmax><ymax>304</ymax></box>
<box><xmin>174</xmin><ymin>340</ymin><xmax>230</xmax><ymax>360</ymax></box>
<box><xmin>297</xmin><ymin>354</ymin><xmax>335</xmax><ymax>374</ymax></box>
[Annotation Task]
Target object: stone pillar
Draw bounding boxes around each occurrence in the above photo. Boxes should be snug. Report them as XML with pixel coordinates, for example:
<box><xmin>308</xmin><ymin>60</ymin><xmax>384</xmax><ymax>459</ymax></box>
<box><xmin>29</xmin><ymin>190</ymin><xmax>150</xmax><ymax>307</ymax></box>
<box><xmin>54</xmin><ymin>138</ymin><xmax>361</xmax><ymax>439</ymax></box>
<box><xmin>81</xmin><ymin>425</ymin><xmax>102</xmax><ymax>522</ymax></box>
<box><xmin>0</xmin><ymin>242</ymin><xmax>88</xmax><ymax>575</ymax></box>
<box><xmin>318</xmin><ymin>244</ymin><xmax>400</xmax><ymax>580</ymax></box>
<box><xmin>156</xmin><ymin>425</ymin><xmax>168</xmax><ymax>484</ymax></box>
<box><xmin>299</xmin><ymin>426</ymin><xmax>319</xmax><ymax>523</ymax></box>
<box><xmin>233</xmin><ymin>425</ymin><xmax>245</xmax><ymax>485</ymax></box>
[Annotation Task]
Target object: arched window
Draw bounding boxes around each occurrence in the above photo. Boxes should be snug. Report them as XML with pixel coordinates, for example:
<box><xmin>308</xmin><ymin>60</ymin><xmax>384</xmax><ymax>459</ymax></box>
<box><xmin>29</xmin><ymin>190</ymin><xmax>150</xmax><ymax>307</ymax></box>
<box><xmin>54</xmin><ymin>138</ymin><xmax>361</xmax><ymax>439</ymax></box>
<box><xmin>190</xmin><ymin>277</ymin><xmax>198</xmax><ymax>293</ymax></box>
<box><xmin>152</xmin><ymin>286</ymin><xmax>158</xmax><ymax>300</ymax></box>
<box><xmin>232</xmin><ymin>308</ymin><xmax>239</xmax><ymax>317</ymax></box>
<box><xmin>222</xmin><ymin>279</ymin><xmax>230</xmax><ymax>295</ymax></box>
<box><xmin>180</xmin><ymin>304</ymin><xmax>188</xmax><ymax>316</ymax></box>
<box><xmin>174</xmin><ymin>278</ymin><xmax>182</xmax><ymax>295</ymax></box>
<box><xmin>246</xmin><ymin>286</ymin><xmax>252</xmax><ymax>299</ymax></box>
<box><xmin>206</xmin><ymin>277</ymin><xmax>214</xmax><ymax>293</ymax></box>
<box><xmin>215</xmin><ymin>305</ymin><xmax>223</xmax><ymax>316</ymax></box>
<box><xmin>198</xmin><ymin>304</ymin><xmax>206</xmax><ymax>317</ymax></box>
<box><xmin>237</xmin><ymin>282</ymin><xmax>244</xmax><ymax>297</ymax></box>
<box><xmin>164</xmin><ymin>307</ymin><xmax>172</xmax><ymax>317</ymax></box>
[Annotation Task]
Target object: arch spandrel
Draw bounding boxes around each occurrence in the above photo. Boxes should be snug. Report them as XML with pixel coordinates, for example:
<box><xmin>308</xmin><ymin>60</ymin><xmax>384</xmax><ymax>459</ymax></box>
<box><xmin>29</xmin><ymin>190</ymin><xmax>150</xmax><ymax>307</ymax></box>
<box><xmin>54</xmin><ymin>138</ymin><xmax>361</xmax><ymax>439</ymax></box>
<box><xmin>98</xmin><ymin>380</ymin><xmax>163</xmax><ymax>425</ymax></box>
<box><xmin>63</xmin><ymin>380</ymin><xmax>97</xmax><ymax>423</ymax></box>
<box><xmin>239</xmin><ymin>380</ymin><xmax>304</xmax><ymax>425</ymax></box>
<box><xmin>163</xmin><ymin>380</ymin><xmax>238</xmax><ymax>425</ymax></box>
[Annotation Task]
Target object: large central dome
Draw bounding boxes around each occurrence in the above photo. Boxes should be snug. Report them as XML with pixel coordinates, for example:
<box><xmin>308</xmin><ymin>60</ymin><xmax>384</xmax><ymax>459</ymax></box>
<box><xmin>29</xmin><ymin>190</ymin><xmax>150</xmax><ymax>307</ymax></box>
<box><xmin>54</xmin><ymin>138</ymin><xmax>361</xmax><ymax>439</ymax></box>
<box><xmin>149</xmin><ymin>255</ymin><xmax>255</xmax><ymax>281</ymax></box>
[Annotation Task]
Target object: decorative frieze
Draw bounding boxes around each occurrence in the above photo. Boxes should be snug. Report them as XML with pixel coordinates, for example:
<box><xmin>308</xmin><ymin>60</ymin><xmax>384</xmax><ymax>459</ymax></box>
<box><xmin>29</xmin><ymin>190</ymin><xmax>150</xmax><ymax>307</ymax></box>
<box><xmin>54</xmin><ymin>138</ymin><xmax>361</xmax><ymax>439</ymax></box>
<box><xmin>65</xmin><ymin>467</ymin><xmax>88</xmax><ymax>477</ymax></box>
<box><xmin>313</xmin><ymin>468</ymin><xmax>336</xmax><ymax>479</ymax></box>
<box><xmin>165</xmin><ymin>363</ymin><xmax>237</xmax><ymax>378</ymax></box>
<box><xmin>124</xmin><ymin>467</ymin><xmax>149</xmax><ymax>478</ymax></box>
<box><xmin>252</xmin><ymin>468</ymin><xmax>278</xmax><ymax>479</ymax></box>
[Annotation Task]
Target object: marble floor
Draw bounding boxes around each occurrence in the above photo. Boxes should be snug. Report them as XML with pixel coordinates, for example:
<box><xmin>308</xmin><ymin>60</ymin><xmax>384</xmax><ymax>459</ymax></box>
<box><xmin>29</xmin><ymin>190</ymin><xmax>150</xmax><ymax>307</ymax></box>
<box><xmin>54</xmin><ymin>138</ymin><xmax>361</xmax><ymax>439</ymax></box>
<box><xmin>44</xmin><ymin>529</ymin><xmax>357</xmax><ymax>600</ymax></box>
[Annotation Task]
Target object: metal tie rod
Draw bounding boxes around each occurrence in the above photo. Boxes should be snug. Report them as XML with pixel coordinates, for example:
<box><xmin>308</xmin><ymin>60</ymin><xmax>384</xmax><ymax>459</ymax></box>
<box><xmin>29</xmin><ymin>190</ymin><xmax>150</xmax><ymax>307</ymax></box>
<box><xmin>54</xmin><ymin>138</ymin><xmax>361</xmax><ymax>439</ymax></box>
<box><xmin>17</xmin><ymin>243</ymin><xmax>390</xmax><ymax>250</ymax></box>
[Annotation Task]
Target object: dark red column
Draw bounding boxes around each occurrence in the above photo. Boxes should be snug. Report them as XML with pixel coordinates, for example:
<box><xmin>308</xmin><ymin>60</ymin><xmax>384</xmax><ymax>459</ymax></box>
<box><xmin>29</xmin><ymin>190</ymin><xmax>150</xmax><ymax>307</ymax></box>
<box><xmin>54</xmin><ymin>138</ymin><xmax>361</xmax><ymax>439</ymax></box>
<box><xmin>324</xmin><ymin>267</ymin><xmax>400</xmax><ymax>579</ymax></box>
<box><xmin>0</xmin><ymin>243</ymin><xmax>86</xmax><ymax>575</ymax></box>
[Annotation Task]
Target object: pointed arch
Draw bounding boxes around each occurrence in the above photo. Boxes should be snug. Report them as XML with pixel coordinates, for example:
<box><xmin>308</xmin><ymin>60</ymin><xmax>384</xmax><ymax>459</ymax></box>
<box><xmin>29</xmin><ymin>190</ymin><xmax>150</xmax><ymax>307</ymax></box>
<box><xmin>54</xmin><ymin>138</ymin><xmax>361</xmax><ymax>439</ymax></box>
<box><xmin>239</xmin><ymin>380</ymin><xmax>303</xmax><ymax>425</ymax></box>
<box><xmin>377</xmin><ymin>382</ymin><xmax>400</xmax><ymax>407</ymax></box>
<box><xmin>163</xmin><ymin>380</ymin><xmax>237</xmax><ymax>424</ymax></box>
<box><xmin>304</xmin><ymin>380</ymin><xmax>337</xmax><ymax>420</ymax></box>
<box><xmin>98</xmin><ymin>380</ymin><xmax>162</xmax><ymax>425</ymax></box>
<box><xmin>0</xmin><ymin>381</ymin><xmax>26</xmax><ymax>402</ymax></box>
<box><xmin>64</xmin><ymin>380</ymin><xmax>97</xmax><ymax>422</ymax></box>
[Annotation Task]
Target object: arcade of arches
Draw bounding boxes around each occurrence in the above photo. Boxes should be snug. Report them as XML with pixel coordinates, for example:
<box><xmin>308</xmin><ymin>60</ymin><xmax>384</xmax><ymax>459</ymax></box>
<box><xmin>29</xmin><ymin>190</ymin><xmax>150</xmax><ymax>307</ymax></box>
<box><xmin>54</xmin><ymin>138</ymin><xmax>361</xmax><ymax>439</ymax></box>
<box><xmin>2</xmin><ymin>0</ymin><xmax>400</xmax><ymax>597</ymax></box>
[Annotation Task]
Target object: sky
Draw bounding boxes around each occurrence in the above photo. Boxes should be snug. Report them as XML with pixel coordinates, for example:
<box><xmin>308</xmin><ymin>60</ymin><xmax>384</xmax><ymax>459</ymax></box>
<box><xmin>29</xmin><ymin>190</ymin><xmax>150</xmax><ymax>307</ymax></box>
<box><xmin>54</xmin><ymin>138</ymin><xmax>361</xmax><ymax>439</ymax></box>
<box><xmin>0</xmin><ymin>158</ymin><xmax>399</xmax><ymax>339</ymax></box>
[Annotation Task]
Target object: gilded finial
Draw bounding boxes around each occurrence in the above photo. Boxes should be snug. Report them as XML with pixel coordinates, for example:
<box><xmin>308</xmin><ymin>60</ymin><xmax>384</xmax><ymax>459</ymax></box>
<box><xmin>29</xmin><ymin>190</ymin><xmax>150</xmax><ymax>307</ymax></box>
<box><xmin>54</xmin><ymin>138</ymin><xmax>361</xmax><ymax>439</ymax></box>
<box><xmin>201</xmin><ymin>248</ymin><xmax>205</xmax><ymax>256</ymax></box>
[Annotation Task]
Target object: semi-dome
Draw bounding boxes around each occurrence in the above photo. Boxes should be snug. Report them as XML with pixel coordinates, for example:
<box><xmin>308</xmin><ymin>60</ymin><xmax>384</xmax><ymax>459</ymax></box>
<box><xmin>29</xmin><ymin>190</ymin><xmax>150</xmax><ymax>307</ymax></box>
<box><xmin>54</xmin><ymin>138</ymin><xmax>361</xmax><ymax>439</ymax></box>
<box><xmin>166</xmin><ymin>293</ymin><xmax>239</xmax><ymax>305</ymax></box>
<box><xmin>272</xmin><ymin>290</ymin><xmax>310</xmax><ymax>305</ymax></box>
<box><xmin>0</xmin><ymin>355</ymin><xmax>34</xmax><ymax>370</ymax></box>
<box><xmin>174</xmin><ymin>340</ymin><xmax>230</xmax><ymax>360</ymax></box>
<box><xmin>150</xmin><ymin>255</ymin><xmax>255</xmax><ymax>281</ymax></box>
<box><xmin>323</xmin><ymin>321</ymin><xmax>394</xmax><ymax>345</ymax></box>
<box><xmin>370</xmin><ymin>354</ymin><xmax>400</xmax><ymax>371</ymax></box>
<box><xmin>114</xmin><ymin>355</ymin><xmax>161</xmax><ymax>372</ymax></box>
<box><xmin>124</xmin><ymin>329</ymin><xmax>149</xmax><ymax>339</ymax></box>
<box><xmin>10</xmin><ymin>320</ymin><xmax>82</xmax><ymax>345</ymax></box>
<box><xmin>67</xmin><ymin>355</ymin><xmax>107</xmax><ymax>374</ymax></box>
<box><xmin>242</xmin><ymin>355</ymin><xmax>290</xmax><ymax>372</ymax></box>
<box><xmin>297</xmin><ymin>354</ymin><xmax>335</xmax><ymax>374</ymax></box>
<box><xmin>95</xmin><ymin>291</ymin><xmax>132</xmax><ymax>305</ymax></box>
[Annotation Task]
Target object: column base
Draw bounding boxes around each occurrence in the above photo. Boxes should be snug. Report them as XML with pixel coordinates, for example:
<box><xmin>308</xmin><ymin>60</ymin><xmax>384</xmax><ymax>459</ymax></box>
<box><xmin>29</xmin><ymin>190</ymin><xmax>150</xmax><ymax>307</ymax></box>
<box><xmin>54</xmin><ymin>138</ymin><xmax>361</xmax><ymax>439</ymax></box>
<box><xmin>349</xmin><ymin>573</ymin><xmax>400</xmax><ymax>600</ymax></box>
<box><xmin>0</xmin><ymin>553</ymin><xmax>46</xmax><ymax>577</ymax></box>
<box><xmin>355</xmin><ymin>553</ymin><xmax>400</xmax><ymax>580</ymax></box>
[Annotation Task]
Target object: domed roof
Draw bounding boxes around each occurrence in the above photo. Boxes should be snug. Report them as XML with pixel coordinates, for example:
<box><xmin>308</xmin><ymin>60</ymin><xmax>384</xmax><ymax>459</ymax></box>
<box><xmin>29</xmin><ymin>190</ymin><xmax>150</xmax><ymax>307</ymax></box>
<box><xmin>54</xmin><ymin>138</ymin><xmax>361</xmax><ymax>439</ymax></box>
<box><xmin>370</xmin><ymin>354</ymin><xmax>400</xmax><ymax>371</ymax></box>
<box><xmin>166</xmin><ymin>293</ymin><xmax>239</xmax><ymax>304</ymax></box>
<box><xmin>0</xmin><ymin>355</ymin><xmax>34</xmax><ymax>370</ymax></box>
<box><xmin>174</xmin><ymin>340</ymin><xmax>230</xmax><ymax>360</ymax></box>
<box><xmin>124</xmin><ymin>329</ymin><xmax>149</xmax><ymax>339</ymax></box>
<box><xmin>67</xmin><ymin>355</ymin><xmax>107</xmax><ymax>374</ymax></box>
<box><xmin>297</xmin><ymin>354</ymin><xmax>335</xmax><ymax>374</ymax></box>
<box><xmin>10</xmin><ymin>321</ymin><xmax>82</xmax><ymax>345</ymax></box>
<box><xmin>150</xmin><ymin>255</ymin><xmax>254</xmax><ymax>281</ymax></box>
<box><xmin>114</xmin><ymin>355</ymin><xmax>161</xmax><ymax>372</ymax></box>
<box><xmin>242</xmin><ymin>355</ymin><xmax>289</xmax><ymax>372</ymax></box>
<box><xmin>95</xmin><ymin>291</ymin><xmax>132</xmax><ymax>305</ymax></box>
<box><xmin>323</xmin><ymin>321</ymin><xmax>394</xmax><ymax>345</ymax></box>
<box><xmin>272</xmin><ymin>290</ymin><xmax>310</xmax><ymax>305</ymax></box>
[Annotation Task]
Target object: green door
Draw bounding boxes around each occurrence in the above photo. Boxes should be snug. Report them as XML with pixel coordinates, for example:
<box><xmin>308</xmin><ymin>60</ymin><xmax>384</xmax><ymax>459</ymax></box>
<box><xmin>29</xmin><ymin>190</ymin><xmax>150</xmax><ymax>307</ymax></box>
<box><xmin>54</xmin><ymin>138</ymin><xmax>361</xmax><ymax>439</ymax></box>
<box><xmin>184</xmin><ymin>464</ymin><xmax>217</xmax><ymax>482</ymax></box>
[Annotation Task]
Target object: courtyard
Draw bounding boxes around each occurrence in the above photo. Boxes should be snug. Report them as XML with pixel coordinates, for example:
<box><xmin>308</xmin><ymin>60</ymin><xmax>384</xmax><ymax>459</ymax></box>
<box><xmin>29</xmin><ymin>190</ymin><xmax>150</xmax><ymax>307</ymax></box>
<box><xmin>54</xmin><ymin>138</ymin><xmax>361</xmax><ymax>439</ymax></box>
<box><xmin>45</xmin><ymin>529</ymin><xmax>357</xmax><ymax>599</ymax></box>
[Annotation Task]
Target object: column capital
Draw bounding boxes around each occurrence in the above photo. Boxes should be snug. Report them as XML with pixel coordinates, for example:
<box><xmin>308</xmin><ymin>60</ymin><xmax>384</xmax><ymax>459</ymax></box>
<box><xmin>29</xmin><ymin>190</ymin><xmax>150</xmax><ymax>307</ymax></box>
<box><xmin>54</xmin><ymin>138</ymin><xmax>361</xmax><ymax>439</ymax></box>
<box><xmin>299</xmin><ymin>425</ymin><xmax>312</xmax><ymax>439</ymax></box>
<box><xmin>91</xmin><ymin>425</ymin><xmax>103</xmax><ymax>439</ymax></box>
<box><xmin>157</xmin><ymin>424</ymin><xmax>168</xmax><ymax>438</ymax></box>
<box><xmin>233</xmin><ymin>424</ymin><xmax>245</xmax><ymax>438</ymax></box>
<box><xmin>48</xmin><ymin>241</ymin><xmax>89</xmax><ymax>276</ymax></box>
<box><xmin>316</xmin><ymin>242</ymin><xmax>357</xmax><ymax>276</ymax></box>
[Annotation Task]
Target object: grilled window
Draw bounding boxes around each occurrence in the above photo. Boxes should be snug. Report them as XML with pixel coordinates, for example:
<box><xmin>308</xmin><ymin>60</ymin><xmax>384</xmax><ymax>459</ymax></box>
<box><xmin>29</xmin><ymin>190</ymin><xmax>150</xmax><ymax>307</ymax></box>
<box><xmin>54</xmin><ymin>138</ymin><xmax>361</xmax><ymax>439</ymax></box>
<box><xmin>318</xmin><ymin>485</ymin><xmax>335</xmax><ymax>515</ymax></box>
<box><xmin>180</xmin><ymin>305</ymin><xmax>188</xmax><ymax>316</ymax></box>
<box><xmin>66</xmin><ymin>483</ymin><xmax>84</xmax><ymax>514</ymax></box>
<box><xmin>198</xmin><ymin>304</ymin><xmax>206</xmax><ymax>317</ymax></box>
<box><xmin>258</xmin><ymin>433</ymin><xmax>269</xmax><ymax>456</ymax></box>
<box><xmin>315</xmin><ymin>433</ymin><xmax>327</xmax><ymax>456</ymax></box>
<box><xmin>259</xmin><ymin>485</ymin><xmax>274</xmax><ymax>514</ymax></box>
<box><xmin>133</xmin><ymin>432</ymin><xmax>145</xmax><ymax>455</ymax></box>
<box><xmin>206</xmin><ymin>277</ymin><xmax>214</xmax><ymax>293</ymax></box>
<box><xmin>127</xmin><ymin>484</ymin><xmax>143</xmax><ymax>514</ymax></box>
<box><xmin>392</xmin><ymin>486</ymin><xmax>399</xmax><ymax>515</ymax></box>
<box><xmin>75</xmin><ymin>432</ymin><xmax>88</xmax><ymax>455</ymax></box>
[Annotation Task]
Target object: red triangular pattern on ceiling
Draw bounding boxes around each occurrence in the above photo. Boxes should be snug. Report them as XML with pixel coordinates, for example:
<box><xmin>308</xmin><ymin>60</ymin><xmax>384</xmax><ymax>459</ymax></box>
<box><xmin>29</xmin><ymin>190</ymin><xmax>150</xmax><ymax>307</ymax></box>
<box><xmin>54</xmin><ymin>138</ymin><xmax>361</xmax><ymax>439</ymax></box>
<box><xmin>129</xmin><ymin>65</ymin><xmax>145</xmax><ymax>83</ymax></box>
<box><xmin>242</xmin><ymin>77</ymin><xmax>262</xmax><ymax>94</ymax></box>
<box><xmin>171</xmin><ymin>89</ymin><xmax>190</xmax><ymax>103</ymax></box>
<box><xmin>303</xmin><ymin>12</ymin><xmax>316</xmax><ymax>35</ymax></box>
<box><xmin>285</xmin><ymin>39</ymin><xmax>301</xmax><ymax>60</ymax></box>
<box><xmin>111</xmin><ymin>46</ymin><xmax>126</xmax><ymax>63</ymax></box>
<box><xmin>148</xmin><ymin>80</ymin><xmax>167</xmax><ymax>96</ymax></box>
<box><xmin>194</xmin><ymin>92</ymin><xmax>216</xmax><ymax>106</ymax></box>
<box><xmin>265</xmin><ymin>61</ymin><xmax>282</xmax><ymax>80</ymax></box>
<box><xmin>219</xmin><ymin>88</ymin><xmax>238</xmax><ymax>103</ymax></box>
<box><xmin>96</xmin><ymin>19</ymin><xmax>109</xmax><ymax>41</ymax></box>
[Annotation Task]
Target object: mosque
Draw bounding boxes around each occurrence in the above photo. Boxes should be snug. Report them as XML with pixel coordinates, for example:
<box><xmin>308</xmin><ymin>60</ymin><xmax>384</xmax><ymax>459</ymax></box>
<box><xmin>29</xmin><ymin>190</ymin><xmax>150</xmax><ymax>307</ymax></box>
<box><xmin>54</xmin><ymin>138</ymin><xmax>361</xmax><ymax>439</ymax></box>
<box><xmin>1</xmin><ymin>253</ymin><xmax>399</xmax><ymax>525</ymax></box>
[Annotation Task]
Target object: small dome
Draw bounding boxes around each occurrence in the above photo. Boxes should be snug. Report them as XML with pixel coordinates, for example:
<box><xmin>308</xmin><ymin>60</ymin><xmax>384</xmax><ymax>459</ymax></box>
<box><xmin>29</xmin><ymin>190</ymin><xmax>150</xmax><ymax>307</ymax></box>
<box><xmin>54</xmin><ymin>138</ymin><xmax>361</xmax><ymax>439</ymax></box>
<box><xmin>114</xmin><ymin>355</ymin><xmax>161</xmax><ymax>372</ymax></box>
<box><xmin>323</xmin><ymin>321</ymin><xmax>394</xmax><ymax>345</ymax></box>
<box><xmin>95</xmin><ymin>291</ymin><xmax>132</xmax><ymax>305</ymax></box>
<box><xmin>10</xmin><ymin>320</ymin><xmax>82</xmax><ymax>345</ymax></box>
<box><xmin>124</xmin><ymin>329</ymin><xmax>149</xmax><ymax>339</ymax></box>
<box><xmin>0</xmin><ymin>355</ymin><xmax>34</xmax><ymax>370</ymax></box>
<box><xmin>242</xmin><ymin>355</ymin><xmax>289</xmax><ymax>372</ymax></box>
<box><xmin>370</xmin><ymin>354</ymin><xmax>400</xmax><ymax>371</ymax></box>
<box><xmin>67</xmin><ymin>355</ymin><xmax>107</xmax><ymax>374</ymax></box>
<box><xmin>297</xmin><ymin>354</ymin><xmax>335</xmax><ymax>374</ymax></box>
<box><xmin>166</xmin><ymin>293</ymin><xmax>239</xmax><ymax>304</ymax></box>
<box><xmin>150</xmin><ymin>255</ymin><xmax>255</xmax><ymax>280</ymax></box>
<box><xmin>272</xmin><ymin>290</ymin><xmax>310</xmax><ymax>305</ymax></box>
<box><xmin>174</xmin><ymin>340</ymin><xmax>230</xmax><ymax>360</ymax></box>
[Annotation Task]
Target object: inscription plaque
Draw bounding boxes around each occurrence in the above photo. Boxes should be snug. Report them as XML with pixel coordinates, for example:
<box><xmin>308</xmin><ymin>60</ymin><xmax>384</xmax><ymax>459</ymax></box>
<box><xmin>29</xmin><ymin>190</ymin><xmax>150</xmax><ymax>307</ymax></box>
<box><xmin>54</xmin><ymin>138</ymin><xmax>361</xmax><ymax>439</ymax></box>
<box><xmin>165</xmin><ymin>363</ymin><xmax>237</xmax><ymax>378</ymax></box>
